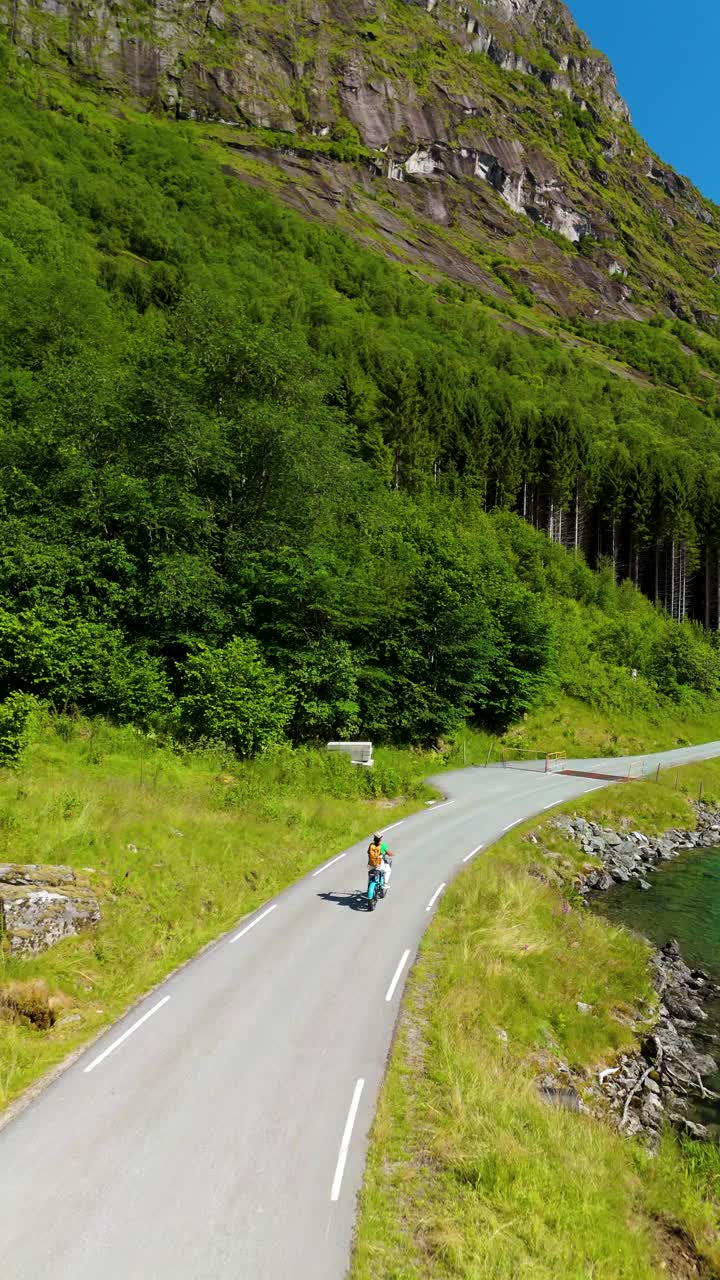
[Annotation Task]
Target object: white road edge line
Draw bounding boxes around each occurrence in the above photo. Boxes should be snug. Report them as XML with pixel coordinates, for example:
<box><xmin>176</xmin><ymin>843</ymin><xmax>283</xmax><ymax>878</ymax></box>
<box><xmin>385</xmin><ymin>949</ymin><xmax>411</xmax><ymax>1002</ymax></box>
<box><xmin>382</xmin><ymin>817</ymin><xmax>406</xmax><ymax>834</ymax></box>
<box><xmin>543</xmin><ymin>802</ymin><xmax>556</xmax><ymax>811</ymax></box>
<box><xmin>229</xmin><ymin>904</ymin><xmax>278</xmax><ymax>944</ymax></box>
<box><xmin>330</xmin><ymin>1078</ymin><xmax>365</xmax><ymax>1203</ymax></box>
<box><xmin>463</xmin><ymin>844</ymin><xmax>483</xmax><ymax>863</ymax></box>
<box><xmin>426</xmin><ymin>883</ymin><xmax>446</xmax><ymax>912</ymax></box>
<box><xmin>312</xmin><ymin>852</ymin><xmax>347</xmax><ymax>878</ymax></box>
<box><xmin>502</xmin><ymin>820</ymin><xmax>520</xmax><ymax>832</ymax></box>
<box><xmin>83</xmin><ymin>997</ymin><xmax>170</xmax><ymax>1075</ymax></box>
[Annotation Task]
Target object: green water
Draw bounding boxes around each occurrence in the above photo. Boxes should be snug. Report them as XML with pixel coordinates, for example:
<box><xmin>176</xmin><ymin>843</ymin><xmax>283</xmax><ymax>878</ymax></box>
<box><xmin>595</xmin><ymin>848</ymin><xmax>720</xmax><ymax>1132</ymax></box>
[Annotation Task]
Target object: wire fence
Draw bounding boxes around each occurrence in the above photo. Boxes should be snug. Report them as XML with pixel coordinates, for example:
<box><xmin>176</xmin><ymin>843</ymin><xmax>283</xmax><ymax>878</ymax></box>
<box><xmin>484</xmin><ymin>745</ymin><xmax>568</xmax><ymax>773</ymax></box>
<box><xmin>481</xmin><ymin>746</ymin><xmax>712</xmax><ymax>799</ymax></box>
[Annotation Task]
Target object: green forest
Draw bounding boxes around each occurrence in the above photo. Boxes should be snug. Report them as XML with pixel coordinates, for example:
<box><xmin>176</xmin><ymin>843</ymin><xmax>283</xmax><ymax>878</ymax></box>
<box><xmin>3</xmin><ymin>69</ymin><xmax>720</xmax><ymax>757</ymax></box>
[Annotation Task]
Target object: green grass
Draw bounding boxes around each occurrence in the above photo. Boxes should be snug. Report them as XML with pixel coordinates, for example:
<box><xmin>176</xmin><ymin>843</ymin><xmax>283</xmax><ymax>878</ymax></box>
<box><xmin>350</xmin><ymin>759</ymin><xmax>720</xmax><ymax>1279</ymax></box>
<box><xmin>0</xmin><ymin>715</ymin><xmax>437</xmax><ymax>1109</ymax></box>
<box><xmin>461</xmin><ymin>693</ymin><xmax>720</xmax><ymax>771</ymax></box>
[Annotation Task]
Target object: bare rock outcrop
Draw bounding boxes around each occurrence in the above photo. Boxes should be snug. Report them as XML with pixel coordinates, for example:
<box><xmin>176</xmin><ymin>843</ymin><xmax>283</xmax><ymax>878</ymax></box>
<box><xmin>2</xmin><ymin>0</ymin><xmax>715</xmax><ymax>324</ymax></box>
<box><xmin>0</xmin><ymin>864</ymin><xmax>100</xmax><ymax>955</ymax></box>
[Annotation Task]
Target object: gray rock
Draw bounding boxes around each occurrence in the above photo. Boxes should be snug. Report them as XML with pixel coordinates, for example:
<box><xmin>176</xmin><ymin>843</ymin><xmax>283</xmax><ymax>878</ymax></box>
<box><xmin>538</xmin><ymin>1084</ymin><xmax>582</xmax><ymax>1112</ymax></box>
<box><xmin>0</xmin><ymin>863</ymin><xmax>75</xmax><ymax>886</ymax></box>
<box><xmin>692</xmin><ymin>1052</ymin><xmax>718</xmax><ymax>1076</ymax></box>
<box><xmin>640</xmin><ymin>1095</ymin><xmax>664</xmax><ymax>1125</ymax></box>
<box><xmin>678</xmin><ymin>1118</ymin><xmax>709</xmax><ymax>1140</ymax></box>
<box><xmin>0</xmin><ymin>865</ymin><xmax>100</xmax><ymax>956</ymax></box>
<box><xmin>56</xmin><ymin>1013</ymin><xmax>82</xmax><ymax>1027</ymax></box>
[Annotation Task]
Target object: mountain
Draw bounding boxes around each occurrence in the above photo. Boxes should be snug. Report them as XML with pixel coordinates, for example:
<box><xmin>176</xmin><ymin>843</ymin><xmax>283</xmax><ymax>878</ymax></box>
<box><xmin>2</xmin><ymin>2</ymin><xmax>720</xmax><ymax>747</ymax></box>
<box><xmin>4</xmin><ymin>0</ymin><xmax>719</xmax><ymax>327</ymax></box>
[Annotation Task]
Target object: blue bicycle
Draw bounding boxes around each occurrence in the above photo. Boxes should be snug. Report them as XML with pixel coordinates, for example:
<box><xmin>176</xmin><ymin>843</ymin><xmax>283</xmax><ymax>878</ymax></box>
<box><xmin>366</xmin><ymin>866</ymin><xmax>386</xmax><ymax>911</ymax></box>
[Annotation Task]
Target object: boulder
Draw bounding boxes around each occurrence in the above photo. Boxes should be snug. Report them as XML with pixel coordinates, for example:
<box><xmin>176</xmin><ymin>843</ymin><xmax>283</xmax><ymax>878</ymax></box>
<box><xmin>0</xmin><ymin>863</ymin><xmax>75</xmax><ymax>887</ymax></box>
<box><xmin>677</xmin><ymin>1118</ymin><xmax>709</xmax><ymax>1140</ymax></box>
<box><xmin>0</xmin><ymin>865</ymin><xmax>100</xmax><ymax>955</ymax></box>
<box><xmin>610</xmin><ymin>865</ymin><xmax>631</xmax><ymax>883</ymax></box>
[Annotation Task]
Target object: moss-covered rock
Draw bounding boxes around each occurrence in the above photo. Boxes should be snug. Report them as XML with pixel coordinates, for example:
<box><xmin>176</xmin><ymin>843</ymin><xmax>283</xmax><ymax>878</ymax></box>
<box><xmin>0</xmin><ymin>865</ymin><xmax>100</xmax><ymax>956</ymax></box>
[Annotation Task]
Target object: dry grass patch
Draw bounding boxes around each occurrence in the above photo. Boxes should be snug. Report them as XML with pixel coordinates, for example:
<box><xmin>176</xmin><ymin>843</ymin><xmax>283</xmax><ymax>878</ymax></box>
<box><xmin>0</xmin><ymin>979</ymin><xmax>71</xmax><ymax>1030</ymax></box>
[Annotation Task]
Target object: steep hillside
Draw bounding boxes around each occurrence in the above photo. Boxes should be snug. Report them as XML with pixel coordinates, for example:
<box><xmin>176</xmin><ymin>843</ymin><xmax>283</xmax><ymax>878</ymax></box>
<box><xmin>2</xmin><ymin>6</ymin><xmax>720</xmax><ymax>748</ymax></box>
<box><xmin>4</xmin><ymin>0</ymin><xmax>720</xmax><ymax>328</ymax></box>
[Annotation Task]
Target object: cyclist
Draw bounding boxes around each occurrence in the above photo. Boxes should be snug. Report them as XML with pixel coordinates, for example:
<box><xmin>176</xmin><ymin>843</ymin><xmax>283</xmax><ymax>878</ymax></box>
<box><xmin>367</xmin><ymin>832</ymin><xmax>394</xmax><ymax>892</ymax></box>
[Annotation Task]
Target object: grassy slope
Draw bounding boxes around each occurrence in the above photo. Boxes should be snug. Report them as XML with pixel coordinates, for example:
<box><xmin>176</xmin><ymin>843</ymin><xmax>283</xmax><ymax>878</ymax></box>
<box><xmin>464</xmin><ymin>693</ymin><xmax>720</xmax><ymax>766</ymax></box>
<box><xmin>508</xmin><ymin>695</ymin><xmax>720</xmax><ymax>761</ymax></box>
<box><xmin>0</xmin><ymin>716</ymin><xmax>437</xmax><ymax>1109</ymax></box>
<box><xmin>351</xmin><ymin>761</ymin><xmax>720</xmax><ymax>1279</ymax></box>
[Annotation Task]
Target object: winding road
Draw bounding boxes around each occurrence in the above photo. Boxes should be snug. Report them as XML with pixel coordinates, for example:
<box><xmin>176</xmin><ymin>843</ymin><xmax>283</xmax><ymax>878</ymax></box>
<box><xmin>2</xmin><ymin>742</ymin><xmax>720</xmax><ymax>1279</ymax></box>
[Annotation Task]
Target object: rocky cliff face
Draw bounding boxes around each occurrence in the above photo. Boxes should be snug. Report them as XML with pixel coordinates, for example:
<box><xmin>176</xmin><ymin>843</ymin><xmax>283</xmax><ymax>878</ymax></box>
<box><xmin>3</xmin><ymin>0</ymin><xmax>719</xmax><ymax>324</ymax></box>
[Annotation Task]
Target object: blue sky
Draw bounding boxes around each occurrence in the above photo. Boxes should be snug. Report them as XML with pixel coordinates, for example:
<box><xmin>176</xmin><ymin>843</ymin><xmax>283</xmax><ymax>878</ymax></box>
<box><xmin>569</xmin><ymin>0</ymin><xmax>720</xmax><ymax>204</ymax></box>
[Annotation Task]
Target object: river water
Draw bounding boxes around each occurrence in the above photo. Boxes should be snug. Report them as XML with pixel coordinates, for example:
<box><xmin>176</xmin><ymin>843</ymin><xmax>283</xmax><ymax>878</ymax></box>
<box><xmin>595</xmin><ymin>848</ymin><xmax>720</xmax><ymax>1133</ymax></box>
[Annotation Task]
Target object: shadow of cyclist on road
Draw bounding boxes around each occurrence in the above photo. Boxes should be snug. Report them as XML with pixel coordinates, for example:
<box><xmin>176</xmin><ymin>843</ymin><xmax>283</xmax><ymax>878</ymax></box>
<box><xmin>317</xmin><ymin>889</ymin><xmax>367</xmax><ymax>911</ymax></box>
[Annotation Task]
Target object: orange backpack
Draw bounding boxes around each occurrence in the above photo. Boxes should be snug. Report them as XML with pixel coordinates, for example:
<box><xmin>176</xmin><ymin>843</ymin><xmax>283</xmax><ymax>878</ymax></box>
<box><xmin>368</xmin><ymin>842</ymin><xmax>382</xmax><ymax>868</ymax></box>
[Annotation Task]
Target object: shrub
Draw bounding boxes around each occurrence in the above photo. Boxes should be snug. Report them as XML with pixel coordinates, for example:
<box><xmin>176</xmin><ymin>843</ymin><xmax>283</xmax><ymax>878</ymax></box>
<box><xmin>178</xmin><ymin>637</ymin><xmax>294</xmax><ymax>757</ymax></box>
<box><xmin>0</xmin><ymin>608</ymin><xmax>169</xmax><ymax>724</ymax></box>
<box><xmin>0</xmin><ymin>691</ymin><xmax>39</xmax><ymax>768</ymax></box>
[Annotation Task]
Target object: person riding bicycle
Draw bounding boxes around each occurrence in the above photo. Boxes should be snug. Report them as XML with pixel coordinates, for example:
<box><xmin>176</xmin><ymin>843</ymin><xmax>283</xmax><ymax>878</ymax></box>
<box><xmin>367</xmin><ymin>833</ymin><xmax>393</xmax><ymax>891</ymax></box>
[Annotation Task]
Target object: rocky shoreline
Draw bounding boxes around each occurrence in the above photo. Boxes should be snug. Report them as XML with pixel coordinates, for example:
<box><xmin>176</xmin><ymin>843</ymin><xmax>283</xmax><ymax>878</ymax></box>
<box><xmin>542</xmin><ymin>810</ymin><xmax>720</xmax><ymax>1144</ymax></box>
<box><xmin>558</xmin><ymin>801</ymin><xmax>720</xmax><ymax>896</ymax></box>
<box><xmin>593</xmin><ymin>940</ymin><xmax>719</xmax><ymax>1143</ymax></box>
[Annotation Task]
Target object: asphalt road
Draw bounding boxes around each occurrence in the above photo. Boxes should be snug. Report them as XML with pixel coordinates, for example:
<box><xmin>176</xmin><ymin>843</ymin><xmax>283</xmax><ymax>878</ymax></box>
<box><xmin>2</xmin><ymin>741</ymin><xmax>720</xmax><ymax>1279</ymax></box>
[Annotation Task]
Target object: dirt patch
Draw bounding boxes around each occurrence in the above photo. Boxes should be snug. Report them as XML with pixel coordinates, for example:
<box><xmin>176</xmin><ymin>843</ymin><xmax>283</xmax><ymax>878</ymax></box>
<box><xmin>652</xmin><ymin>1220</ymin><xmax>716</xmax><ymax>1279</ymax></box>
